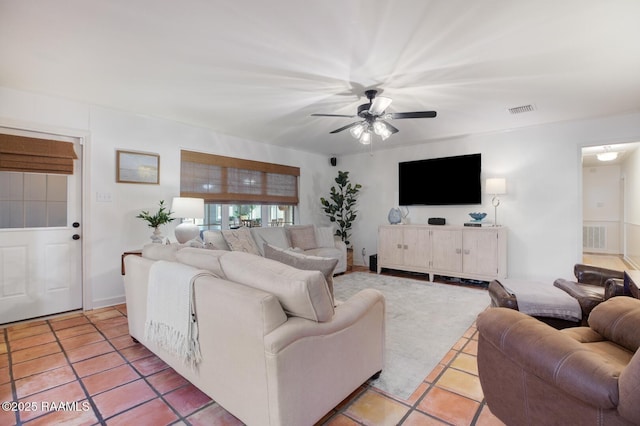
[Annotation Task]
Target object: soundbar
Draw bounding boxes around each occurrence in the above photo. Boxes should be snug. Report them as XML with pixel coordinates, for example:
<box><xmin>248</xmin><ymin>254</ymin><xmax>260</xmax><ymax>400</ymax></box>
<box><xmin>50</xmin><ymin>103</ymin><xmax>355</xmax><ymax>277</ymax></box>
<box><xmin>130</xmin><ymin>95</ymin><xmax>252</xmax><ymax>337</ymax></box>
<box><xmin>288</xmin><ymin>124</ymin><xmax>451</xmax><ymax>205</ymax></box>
<box><xmin>428</xmin><ymin>217</ymin><xmax>446</xmax><ymax>225</ymax></box>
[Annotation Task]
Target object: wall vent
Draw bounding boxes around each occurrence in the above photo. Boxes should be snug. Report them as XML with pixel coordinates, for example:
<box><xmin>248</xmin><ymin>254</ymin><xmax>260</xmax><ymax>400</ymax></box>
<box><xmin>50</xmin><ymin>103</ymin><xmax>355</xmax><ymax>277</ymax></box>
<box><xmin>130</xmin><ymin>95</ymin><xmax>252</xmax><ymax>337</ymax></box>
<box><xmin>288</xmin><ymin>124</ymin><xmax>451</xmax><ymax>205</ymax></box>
<box><xmin>508</xmin><ymin>104</ymin><xmax>536</xmax><ymax>114</ymax></box>
<box><xmin>583</xmin><ymin>226</ymin><xmax>606</xmax><ymax>250</ymax></box>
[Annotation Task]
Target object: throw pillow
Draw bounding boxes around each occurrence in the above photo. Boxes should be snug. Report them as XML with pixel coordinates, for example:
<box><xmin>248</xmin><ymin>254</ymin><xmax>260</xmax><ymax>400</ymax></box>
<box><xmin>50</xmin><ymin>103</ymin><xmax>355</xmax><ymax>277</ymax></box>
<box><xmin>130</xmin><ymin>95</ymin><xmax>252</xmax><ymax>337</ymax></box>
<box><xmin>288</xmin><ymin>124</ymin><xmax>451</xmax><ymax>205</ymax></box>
<box><xmin>263</xmin><ymin>243</ymin><xmax>338</xmax><ymax>300</ymax></box>
<box><xmin>203</xmin><ymin>230</ymin><xmax>231</xmax><ymax>251</ymax></box>
<box><xmin>315</xmin><ymin>226</ymin><xmax>336</xmax><ymax>248</ymax></box>
<box><xmin>287</xmin><ymin>225</ymin><xmax>317</xmax><ymax>250</ymax></box>
<box><xmin>221</xmin><ymin>227</ymin><xmax>261</xmax><ymax>256</ymax></box>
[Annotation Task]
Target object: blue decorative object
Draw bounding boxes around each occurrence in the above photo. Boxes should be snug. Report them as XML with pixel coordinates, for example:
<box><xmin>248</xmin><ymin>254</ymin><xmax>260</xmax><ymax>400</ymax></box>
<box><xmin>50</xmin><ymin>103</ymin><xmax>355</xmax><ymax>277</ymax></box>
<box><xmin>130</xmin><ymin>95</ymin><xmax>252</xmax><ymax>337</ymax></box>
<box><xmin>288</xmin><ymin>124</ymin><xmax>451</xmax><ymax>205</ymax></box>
<box><xmin>469</xmin><ymin>212</ymin><xmax>487</xmax><ymax>222</ymax></box>
<box><xmin>388</xmin><ymin>208</ymin><xmax>402</xmax><ymax>224</ymax></box>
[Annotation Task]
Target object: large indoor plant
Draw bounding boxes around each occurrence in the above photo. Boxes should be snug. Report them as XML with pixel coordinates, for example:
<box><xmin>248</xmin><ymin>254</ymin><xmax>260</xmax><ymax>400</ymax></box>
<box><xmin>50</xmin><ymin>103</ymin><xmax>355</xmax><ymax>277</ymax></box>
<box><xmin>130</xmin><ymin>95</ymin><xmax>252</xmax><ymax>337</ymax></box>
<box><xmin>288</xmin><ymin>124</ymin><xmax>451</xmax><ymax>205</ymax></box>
<box><xmin>136</xmin><ymin>200</ymin><xmax>174</xmax><ymax>243</ymax></box>
<box><xmin>320</xmin><ymin>171</ymin><xmax>362</xmax><ymax>269</ymax></box>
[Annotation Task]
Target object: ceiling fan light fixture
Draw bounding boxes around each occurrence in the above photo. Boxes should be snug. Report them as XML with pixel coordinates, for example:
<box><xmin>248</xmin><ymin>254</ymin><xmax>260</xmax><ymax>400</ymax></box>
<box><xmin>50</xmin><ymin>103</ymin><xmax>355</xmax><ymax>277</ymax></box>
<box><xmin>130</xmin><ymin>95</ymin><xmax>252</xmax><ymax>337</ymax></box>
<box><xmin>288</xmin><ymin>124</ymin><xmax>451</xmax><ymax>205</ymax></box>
<box><xmin>373</xmin><ymin>121</ymin><xmax>392</xmax><ymax>140</ymax></box>
<box><xmin>359</xmin><ymin>131</ymin><xmax>372</xmax><ymax>145</ymax></box>
<box><xmin>349</xmin><ymin>123</ymin><xmax>365</xmax><ymax>139</ymax></box>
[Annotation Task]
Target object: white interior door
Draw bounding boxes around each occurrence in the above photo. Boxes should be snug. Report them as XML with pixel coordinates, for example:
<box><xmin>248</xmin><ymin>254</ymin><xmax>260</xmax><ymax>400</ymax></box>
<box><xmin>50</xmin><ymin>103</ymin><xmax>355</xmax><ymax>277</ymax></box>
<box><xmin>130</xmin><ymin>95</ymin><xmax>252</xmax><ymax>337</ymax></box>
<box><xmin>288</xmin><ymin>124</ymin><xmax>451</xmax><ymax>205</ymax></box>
<box><xmin>0</xmin><ymin>135</ymin><xmax>82</xmax><ymax>324</ymax></box>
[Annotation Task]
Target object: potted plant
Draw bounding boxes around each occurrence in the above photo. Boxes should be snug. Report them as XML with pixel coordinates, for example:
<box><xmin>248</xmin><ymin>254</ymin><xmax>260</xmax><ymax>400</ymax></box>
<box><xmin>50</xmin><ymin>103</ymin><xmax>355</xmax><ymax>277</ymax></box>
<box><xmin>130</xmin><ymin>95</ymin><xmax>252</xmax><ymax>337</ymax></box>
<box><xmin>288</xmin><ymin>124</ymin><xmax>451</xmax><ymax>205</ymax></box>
<box><xmin>320</xmin><ymin>171</ymin><xmax>362</xmax><ymax>269</ymax></box>
<box><xmin>137</xmin><ymin>200</ymin><xmax>174</xmax><ymax>243</ymax></box>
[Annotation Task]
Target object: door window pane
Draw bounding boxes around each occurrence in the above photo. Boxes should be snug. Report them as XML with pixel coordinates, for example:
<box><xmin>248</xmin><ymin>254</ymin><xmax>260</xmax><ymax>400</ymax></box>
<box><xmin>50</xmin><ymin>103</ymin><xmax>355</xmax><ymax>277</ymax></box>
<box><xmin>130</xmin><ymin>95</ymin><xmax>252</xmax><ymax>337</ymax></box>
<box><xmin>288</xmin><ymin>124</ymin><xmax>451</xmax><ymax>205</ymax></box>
<box><xmin>0</xmin><ymin>172</ymin><xmax>68</xmax><ymax>228</ymax></box>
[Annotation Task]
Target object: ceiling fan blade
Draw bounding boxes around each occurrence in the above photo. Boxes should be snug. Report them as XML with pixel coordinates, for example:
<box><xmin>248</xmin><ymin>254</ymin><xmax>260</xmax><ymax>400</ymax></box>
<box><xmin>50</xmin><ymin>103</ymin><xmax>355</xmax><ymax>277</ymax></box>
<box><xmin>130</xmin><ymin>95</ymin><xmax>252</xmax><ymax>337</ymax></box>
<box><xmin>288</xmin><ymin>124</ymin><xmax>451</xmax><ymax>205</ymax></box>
<box><xmin>369</xmin><ymin>96</ymin><xmax>392</xmax><ymax>115</ymax></box>
<box><xmin>381</xmin><ymin>120</ymin><xmax>399</xmax><ymax>134</ymax></box>
<box><xmin>329</xmin><ymin>121</ymin><xmax>361</xmax><ymax>134</ymax></box>
<box><xmin>311</xmin><ymin>113</ymin><xmax>356</xmax><ymax>118</ymax></box>
<box><xmin>390</xmin><ymin>111</ymin><xmax>437</xmax><ymax>119</ymax></box>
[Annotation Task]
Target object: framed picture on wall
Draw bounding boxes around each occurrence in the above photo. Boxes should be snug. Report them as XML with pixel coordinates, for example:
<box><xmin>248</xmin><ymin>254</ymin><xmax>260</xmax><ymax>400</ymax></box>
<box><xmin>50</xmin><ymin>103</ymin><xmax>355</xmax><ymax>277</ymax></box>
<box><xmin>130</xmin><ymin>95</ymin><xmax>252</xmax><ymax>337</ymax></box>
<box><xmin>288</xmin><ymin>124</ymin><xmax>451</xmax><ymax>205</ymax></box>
<box><xmin>116</xmin><ymin>150</ymin><xmax>160</xmax><ymax>184</ymax></box>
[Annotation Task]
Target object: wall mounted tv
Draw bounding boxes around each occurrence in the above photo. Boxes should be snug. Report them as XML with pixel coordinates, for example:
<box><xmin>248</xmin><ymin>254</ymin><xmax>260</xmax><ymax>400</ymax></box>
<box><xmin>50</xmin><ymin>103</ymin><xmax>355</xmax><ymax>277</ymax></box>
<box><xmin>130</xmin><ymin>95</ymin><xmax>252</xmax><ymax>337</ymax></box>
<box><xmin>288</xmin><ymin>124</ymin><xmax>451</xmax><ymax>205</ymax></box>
<box><xmin>399</xmin><ymin>153</ymin><xmax>481</xmax><ymax>205</ymax></box>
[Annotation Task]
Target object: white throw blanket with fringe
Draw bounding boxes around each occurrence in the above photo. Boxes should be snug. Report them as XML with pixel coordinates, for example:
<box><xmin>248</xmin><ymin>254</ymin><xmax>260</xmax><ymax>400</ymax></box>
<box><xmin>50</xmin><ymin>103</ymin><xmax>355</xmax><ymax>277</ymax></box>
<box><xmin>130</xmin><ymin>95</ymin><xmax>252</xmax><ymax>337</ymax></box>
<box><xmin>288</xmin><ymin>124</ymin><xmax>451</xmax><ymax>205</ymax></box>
<box><xmin>145</xmin><ymin>260</ymin><xmax>212</xmax><ymax>368</ymax></box>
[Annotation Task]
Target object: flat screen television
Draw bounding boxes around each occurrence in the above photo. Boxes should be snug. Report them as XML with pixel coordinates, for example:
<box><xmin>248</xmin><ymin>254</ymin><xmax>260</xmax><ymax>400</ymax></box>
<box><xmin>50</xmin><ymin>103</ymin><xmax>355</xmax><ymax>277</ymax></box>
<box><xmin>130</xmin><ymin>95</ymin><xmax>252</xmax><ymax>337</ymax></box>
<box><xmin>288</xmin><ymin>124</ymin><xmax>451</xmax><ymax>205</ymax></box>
<box><xmin>399</xmin><ymin>153</ymin><xmax>481</xmax><ymax>205</ymax></box>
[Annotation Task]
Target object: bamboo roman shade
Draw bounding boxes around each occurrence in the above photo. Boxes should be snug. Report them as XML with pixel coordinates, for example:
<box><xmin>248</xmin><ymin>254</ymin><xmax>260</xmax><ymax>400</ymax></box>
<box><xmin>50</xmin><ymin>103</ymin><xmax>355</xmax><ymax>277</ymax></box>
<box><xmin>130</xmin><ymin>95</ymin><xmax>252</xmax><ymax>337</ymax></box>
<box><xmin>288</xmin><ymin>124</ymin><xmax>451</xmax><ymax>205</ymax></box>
<box><xmin>0</xmin><ymin>133</ymin><xmax>78</xmax><ymax>175</ymax></box>
<box><xmin>180</xmin><ymin>150</ymin><xmax>300</xmax><ymax>204</ymax></box>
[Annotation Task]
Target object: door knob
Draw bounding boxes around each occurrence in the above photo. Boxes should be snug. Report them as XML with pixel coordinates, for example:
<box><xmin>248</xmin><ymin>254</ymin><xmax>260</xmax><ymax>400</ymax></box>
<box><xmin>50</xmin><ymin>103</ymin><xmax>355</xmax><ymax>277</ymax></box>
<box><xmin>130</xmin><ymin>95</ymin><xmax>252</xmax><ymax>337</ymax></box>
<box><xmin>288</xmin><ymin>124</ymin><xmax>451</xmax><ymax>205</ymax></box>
<box><xmin>72</xmin><ymin>234</ymin><xmax>80</xmax><ymax>240</ymax></box>
<box><xmin>72</xmin><ymin>222</ymin><xmax>80</xmax><ymax>228</ymax></box>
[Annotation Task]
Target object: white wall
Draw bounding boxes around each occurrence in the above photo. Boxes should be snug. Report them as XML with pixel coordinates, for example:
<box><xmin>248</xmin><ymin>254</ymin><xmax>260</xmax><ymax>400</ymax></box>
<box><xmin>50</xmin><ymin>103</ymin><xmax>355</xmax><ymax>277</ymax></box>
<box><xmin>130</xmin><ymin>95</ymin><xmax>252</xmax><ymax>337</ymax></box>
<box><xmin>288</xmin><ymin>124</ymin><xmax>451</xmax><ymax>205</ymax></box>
<box><xmin>337</xmin><ymin>113</ymin><xmax>640</xmax><ymax>282</ymax></box>
<box><xmin>0</xmin><ymin>87</ymin><xmax>332</xmax><ymax>308</ymax></box>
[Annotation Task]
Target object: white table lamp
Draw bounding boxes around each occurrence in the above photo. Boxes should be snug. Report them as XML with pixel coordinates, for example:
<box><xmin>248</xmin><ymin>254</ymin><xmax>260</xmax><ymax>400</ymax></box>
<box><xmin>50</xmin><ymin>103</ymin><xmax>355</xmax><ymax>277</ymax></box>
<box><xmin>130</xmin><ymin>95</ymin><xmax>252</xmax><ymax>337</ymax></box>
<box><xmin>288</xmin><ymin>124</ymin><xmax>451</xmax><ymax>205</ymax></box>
<box><xmin>486</xmin><ymin>178</ymin><xmax>506</xmax><ymax>226</ymax></box>
<box><xmin>171</xmin><ymin>197</ymin><xmax>204</xmax><ymax>243</ymax></box>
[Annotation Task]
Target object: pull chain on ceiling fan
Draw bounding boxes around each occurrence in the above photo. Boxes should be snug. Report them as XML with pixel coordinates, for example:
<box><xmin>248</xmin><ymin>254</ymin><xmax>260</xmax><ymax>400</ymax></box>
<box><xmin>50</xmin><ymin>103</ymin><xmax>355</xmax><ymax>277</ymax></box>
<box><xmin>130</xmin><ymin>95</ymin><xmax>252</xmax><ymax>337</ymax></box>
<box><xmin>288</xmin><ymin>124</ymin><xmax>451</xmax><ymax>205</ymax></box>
<box><xmin>311</xmin><ymin>89</ymin><xmax>437</xmax><ymax>144</ymax></box>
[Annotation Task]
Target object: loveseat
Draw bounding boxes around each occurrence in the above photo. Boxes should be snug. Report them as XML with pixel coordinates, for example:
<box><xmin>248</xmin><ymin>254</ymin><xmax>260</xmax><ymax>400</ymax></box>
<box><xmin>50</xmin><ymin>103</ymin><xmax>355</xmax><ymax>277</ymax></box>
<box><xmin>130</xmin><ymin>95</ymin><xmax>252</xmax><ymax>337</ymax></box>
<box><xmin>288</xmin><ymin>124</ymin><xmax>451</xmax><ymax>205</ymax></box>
<box><xmin>202</xmin><ymin>224</ymin><xmax>347</xmax><ymax>274</ymax></box>
<box><xmin>553</xmin><ymin>263</ymin><xmax>625</xmax><ymax>321</ymax></box>
<box><xmin>477</xmin><ymin>296</ymin><xmax>640</xmax><ymax>425</ymax></box>
<box><xmin>123</xmin><ymin>246</ymin><xmax>385</xmax><ymax>426</ymax></box>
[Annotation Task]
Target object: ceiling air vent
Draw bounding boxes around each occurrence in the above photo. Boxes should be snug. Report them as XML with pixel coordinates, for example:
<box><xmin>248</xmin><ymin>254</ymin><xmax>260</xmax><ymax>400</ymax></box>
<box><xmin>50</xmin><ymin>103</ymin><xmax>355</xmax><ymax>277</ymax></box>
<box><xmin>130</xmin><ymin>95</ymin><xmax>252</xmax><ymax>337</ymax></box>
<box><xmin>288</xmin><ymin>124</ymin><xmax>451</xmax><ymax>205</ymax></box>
<box><xmin>508</xmin><ymin>104</ymin><xmax>536</xmax><ymax>114</ymax></box>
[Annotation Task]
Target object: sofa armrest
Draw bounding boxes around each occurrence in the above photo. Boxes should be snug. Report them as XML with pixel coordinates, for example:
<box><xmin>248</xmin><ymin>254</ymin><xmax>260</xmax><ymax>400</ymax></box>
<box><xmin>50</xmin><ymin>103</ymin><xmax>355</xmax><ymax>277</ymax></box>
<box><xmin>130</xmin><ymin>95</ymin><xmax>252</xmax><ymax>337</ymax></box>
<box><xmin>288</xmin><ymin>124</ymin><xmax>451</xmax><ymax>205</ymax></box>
<box><xmin>574</xmin><ymin>264</ymin><xmax>624</xmax><ymax>286</ymax></box>
<box><xmin>477</xmin><ymin>307</ymin><xmax>620</xmax><ymax>409</ymax></box>
<box><xmin>604</xmin><ymin>278</ymin><xmax>627</xmax><ymax>299</ymax></box>
<box><xmin>334</xmin><ymin>239</ymin><xmax>347</xmax><ymax>254</ymax></box>
<box><xmin>553</xmin><ymin>278</ymin><xmax>604</xmax><ymax>319</ymax></box>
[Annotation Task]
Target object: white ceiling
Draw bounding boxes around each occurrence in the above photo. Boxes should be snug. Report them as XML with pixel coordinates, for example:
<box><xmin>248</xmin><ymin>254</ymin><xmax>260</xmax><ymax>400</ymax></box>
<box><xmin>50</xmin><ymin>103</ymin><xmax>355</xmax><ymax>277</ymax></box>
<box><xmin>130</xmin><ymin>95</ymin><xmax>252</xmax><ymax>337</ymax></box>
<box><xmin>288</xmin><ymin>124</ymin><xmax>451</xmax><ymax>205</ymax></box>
<box><xmin>2</xmin><ymin>0</ymin><xmax>640</xmax><ymax>156</ymax></box>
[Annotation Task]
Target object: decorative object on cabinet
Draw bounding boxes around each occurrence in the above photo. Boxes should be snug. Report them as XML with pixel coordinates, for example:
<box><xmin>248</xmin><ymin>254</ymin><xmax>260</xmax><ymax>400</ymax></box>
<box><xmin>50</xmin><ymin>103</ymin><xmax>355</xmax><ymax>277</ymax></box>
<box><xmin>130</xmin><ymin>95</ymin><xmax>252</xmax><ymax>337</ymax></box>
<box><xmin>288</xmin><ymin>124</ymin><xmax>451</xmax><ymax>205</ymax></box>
<box><xmin>320</xmin><ymin>170</ymin><xmax>362</xmax><ymax>247</ymax></box>
<box><xmin>171</xmin><ymin>197</ymin><xmax>204</xmax><ymax>243</ymax></box>
<box><xmin>116</xmin><ymin>150</ymin><xmax>160</xmax><ymax>184</ymax></box>
<box><xmin>468</xmin><ymin>212</ymin><xmax>487</xmax><ymax>222</ymax></box>
<box><xmin>388</xmin><ymin>208</ymin><xmax>402</xmax><ymax>224</ymax></box>
<box><xmin>136</xmin><ymin>200</ymin><xmax>174</xmax><ymax>243</ymax></box>
<box><xmin>485</xmin><ymin>178</ymin><xmax>506</xmax><ymax>226</ymax></box>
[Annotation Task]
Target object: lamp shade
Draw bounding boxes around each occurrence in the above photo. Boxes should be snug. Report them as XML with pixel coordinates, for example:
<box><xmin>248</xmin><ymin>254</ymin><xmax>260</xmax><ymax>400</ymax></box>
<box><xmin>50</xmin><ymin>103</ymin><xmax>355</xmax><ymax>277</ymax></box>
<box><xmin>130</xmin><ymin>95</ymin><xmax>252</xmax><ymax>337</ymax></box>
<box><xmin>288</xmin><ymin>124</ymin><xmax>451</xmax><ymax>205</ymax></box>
<box><xmin>485</xmin><ymin>178</ymin><xmax>506</xmax><ymax>195</ymax></box>
<box><xmin>171</xmin><ymin>197</ymin><xmax>204</xmax><ymax>219</ymax></box>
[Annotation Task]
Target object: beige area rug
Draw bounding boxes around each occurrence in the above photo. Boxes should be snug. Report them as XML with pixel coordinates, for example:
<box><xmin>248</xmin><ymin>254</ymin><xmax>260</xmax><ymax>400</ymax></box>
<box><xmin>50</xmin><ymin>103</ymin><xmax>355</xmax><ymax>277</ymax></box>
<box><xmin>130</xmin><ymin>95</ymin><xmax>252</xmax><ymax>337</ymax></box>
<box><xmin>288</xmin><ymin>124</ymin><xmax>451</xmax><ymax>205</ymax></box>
<box><xmin>333</xmin><ymin>272</ymin><xmax>490</xmax><ymax>400</ymax></box>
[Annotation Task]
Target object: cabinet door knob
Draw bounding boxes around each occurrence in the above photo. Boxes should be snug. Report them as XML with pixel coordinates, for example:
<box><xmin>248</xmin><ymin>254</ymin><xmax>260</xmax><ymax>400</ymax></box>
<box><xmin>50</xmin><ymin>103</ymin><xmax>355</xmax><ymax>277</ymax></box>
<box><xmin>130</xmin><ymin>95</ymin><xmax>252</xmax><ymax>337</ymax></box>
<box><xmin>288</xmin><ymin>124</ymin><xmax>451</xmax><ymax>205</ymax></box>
<box><xmin>455</xmin><ymin>248</ymin><xmax>462</xmax><ymax>254</ymax></box>
<box><xmin>464</xmin><ymin>249</ymin><xmax>470</xmax><ymax>255</ymax></box>
<box><xmin>397</xmin><ymin>244</ymin><xmax>402</xmax><ymax>249</ymax></box>
<box><xmin>403</xmin><ymin>245</ymin><xmax>408</xmax><ymax>249</ymax></box>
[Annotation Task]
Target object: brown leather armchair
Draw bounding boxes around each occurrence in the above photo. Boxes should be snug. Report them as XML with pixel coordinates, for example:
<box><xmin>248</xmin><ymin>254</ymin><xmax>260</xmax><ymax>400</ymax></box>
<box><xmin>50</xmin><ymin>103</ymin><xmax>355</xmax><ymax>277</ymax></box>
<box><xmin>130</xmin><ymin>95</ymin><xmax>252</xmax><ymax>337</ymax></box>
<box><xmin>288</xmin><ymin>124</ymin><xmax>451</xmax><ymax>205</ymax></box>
<box><xmin>554</xmin><ymin>264</ymin><xmax>625</xmax><ymax>322</ymax></box>
<box><xmin>477</xmin><ymin>297</ymin><xmax>640</xmax><ymax>425</ymax></box>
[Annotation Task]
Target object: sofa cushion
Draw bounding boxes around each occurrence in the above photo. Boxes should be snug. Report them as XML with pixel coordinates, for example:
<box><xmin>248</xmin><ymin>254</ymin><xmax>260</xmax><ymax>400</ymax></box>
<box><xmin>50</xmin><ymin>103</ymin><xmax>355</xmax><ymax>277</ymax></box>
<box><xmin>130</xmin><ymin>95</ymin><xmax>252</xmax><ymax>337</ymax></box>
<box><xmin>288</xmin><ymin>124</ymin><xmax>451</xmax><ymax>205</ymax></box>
<box><xmin>287</xmin><ymin>225</ymin><xmax>317</xmax><ymax>250</ymax></box>
<box><xmin>221</xmin><ymin>227</ymin><xmax>261</xmax><ymax>255</ymax></box>
<box><xmin>203</xmin><ymin>230</ymin><xmax>231</xmax><ymax>251</ymax></box>
<box><xmin>263</xmin><ymin>244</ymin><xmax>338</xmax><ymax>299</ymax></box>
<box><xmin>175</xmin><ymin>247</ymin><xmax>226</xmax><ymax>278</ymax></box>
<box><xmin>142</xmin><ymin>243</ymin><xmax>182</xmax><ymax>261</ymax></box>
<box><xmin>219</xmin><ymin>251</ymin><xmax>334</xmax><ymax>322</ymax></box>
<box><xmin>315</xmin><ymin>226</ymin><xmax>336</xmax><ymax>248</ymax></box>
<box><xmin>250</xmin><ymin>227</ymin><xmax>291</xmax><ymax>256</ymax></box>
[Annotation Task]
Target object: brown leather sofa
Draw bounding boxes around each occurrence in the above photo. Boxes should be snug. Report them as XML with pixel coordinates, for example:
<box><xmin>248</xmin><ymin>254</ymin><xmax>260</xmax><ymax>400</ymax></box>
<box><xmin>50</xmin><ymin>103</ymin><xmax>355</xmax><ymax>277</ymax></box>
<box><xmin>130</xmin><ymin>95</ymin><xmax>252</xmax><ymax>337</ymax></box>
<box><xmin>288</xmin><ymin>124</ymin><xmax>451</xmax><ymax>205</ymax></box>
<box><xmin>554</xmin><ymin>264</ymin><xmax>625</xmax><ymax>322</ymax></box>
<box><xmin>477</xmin><ymin>296</ymin><xmax>640</xmax><ymax>425</ymax></box>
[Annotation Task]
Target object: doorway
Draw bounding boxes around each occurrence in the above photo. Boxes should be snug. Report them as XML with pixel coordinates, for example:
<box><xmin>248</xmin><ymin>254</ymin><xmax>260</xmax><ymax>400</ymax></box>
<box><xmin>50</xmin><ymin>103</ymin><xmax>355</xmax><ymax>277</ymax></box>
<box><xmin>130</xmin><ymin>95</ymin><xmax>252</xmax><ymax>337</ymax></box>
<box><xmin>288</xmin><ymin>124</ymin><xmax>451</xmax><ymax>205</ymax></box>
<box><xmin>0</xmin><ymin>129</ymin><xmax>83</xmax><ymax>324</ymax></box>
<box><xmin>581</xmin><ymin>142</ymin><xmax>640</xmax><ymax>269</ymax></box>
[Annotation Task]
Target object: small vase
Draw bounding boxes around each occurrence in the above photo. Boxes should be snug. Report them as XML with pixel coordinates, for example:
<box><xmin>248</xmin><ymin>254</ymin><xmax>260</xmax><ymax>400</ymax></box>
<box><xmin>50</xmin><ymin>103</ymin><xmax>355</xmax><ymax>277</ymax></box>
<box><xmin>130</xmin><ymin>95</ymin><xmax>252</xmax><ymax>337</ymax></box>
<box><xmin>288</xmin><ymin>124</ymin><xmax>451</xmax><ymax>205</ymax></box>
<box><xmin>150</xmin><ymin>227</ymin><xmax>163</xmax><ymax>244</ymax></box>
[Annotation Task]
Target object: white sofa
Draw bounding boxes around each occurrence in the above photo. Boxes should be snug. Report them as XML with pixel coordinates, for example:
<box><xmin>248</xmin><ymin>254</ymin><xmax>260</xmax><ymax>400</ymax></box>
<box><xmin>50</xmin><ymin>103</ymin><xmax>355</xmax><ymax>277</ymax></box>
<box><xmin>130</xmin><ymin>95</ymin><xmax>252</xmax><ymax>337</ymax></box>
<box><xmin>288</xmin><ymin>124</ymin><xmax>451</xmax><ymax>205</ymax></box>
<box><xmin>124</xmin><ymin>247</ymin><xmax>385</xmax><ymax>426</ymax></box>
<box><xmin>202</xmin><ymin>224</ymin><xmax>348</xmax><ymax>274</ymax></box>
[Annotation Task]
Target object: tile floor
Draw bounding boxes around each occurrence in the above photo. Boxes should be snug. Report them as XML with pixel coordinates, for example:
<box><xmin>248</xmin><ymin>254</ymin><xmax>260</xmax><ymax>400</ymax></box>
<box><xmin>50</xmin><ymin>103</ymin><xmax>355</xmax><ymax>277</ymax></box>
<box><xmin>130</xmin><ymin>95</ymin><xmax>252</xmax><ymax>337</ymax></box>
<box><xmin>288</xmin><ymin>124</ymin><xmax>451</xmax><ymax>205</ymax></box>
<box><xmin>0</xmin><ymin>287</ymin><xmax>505</xmax><ymax>426</ymax></box>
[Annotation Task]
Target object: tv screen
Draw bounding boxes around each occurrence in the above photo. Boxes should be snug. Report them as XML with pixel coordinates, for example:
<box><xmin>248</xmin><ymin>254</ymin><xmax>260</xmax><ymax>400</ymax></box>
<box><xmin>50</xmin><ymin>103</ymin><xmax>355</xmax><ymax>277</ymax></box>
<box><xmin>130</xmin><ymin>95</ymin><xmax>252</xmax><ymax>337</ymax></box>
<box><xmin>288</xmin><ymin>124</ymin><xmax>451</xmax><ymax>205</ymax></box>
<box><xmin>399</xmin><ymin>153</ymin><xmax>481</xmax><ymax>205</ymax></box>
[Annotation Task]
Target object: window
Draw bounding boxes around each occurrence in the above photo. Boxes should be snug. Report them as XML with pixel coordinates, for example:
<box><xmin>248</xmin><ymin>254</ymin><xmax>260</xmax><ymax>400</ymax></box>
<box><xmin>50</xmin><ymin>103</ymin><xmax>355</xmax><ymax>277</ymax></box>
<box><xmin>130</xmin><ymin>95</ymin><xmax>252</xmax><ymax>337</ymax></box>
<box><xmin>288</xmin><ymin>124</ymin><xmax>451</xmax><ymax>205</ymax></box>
<box><xmin>197</xmin><ymin>203</ymin><xmax>294</xmax><ymax>230</ymax></box>
<box><xmin>180</xmin><ymin>151</ymin><xmax>299</xmax><ymax>230</ymax></box>
<box><xmin>0</xmin><ymin>172</ymin><xmax>68</xmax><ymax>228</ymax></box>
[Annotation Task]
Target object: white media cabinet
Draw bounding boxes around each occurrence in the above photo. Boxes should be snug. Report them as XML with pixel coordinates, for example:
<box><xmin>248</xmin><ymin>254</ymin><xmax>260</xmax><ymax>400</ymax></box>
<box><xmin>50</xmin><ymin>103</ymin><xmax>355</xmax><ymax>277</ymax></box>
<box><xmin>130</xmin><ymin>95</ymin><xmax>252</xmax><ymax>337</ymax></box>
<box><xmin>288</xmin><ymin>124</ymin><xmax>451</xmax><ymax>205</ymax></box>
<box><xmin>377</xmin><ymin>224</ymin><xmax>507</xmax><ymax>281</ymax></box>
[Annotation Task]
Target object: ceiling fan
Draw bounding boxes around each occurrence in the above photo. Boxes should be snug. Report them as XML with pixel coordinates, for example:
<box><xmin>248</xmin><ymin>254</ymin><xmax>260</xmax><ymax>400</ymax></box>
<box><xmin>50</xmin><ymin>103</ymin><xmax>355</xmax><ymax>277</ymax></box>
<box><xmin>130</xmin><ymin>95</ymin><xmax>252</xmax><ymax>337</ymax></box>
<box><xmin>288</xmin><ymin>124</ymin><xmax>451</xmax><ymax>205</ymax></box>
<box><xmin>311</xmin><ymin>89</ymin><xmax>437</xmax><ymax>144</ymax></box>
